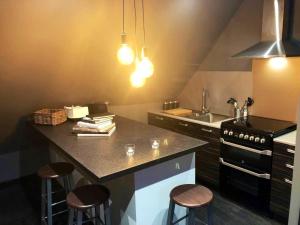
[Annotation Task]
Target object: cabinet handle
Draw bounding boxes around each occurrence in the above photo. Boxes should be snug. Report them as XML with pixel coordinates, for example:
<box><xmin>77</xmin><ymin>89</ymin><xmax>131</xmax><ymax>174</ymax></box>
<box><xmin>286</xmin><ymin>163</ymin><xmax>294</xmax><ymax>169</ymax></box>
<box><xmin>284</xmin><ymin>178</ymin><xmax>293</xmax><ymax>185</ymax></box>
<box><xmin>201</xmin><ymin>128</ymin><xmax>213</xmax><ymax>133</ymax></box>
<box><xmin>178</xmin><ymin>122</ymin><xmax>188</xmax><ymax>127</ymax></box>
<box><xmin>155</xmin><ymin>116</ymin><xmax>164</xmax><ymax>121</ymax></box>
<box><xmin>287</xmin><ymin>148</ymin><xmax>295</xmax><ymax>154</ymax></box>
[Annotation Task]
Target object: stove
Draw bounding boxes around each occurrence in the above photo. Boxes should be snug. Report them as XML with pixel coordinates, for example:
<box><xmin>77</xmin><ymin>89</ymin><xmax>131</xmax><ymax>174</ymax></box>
<box><xmin>219</xmin><ymin>116</ymin><xmax>296</xmax><ymax>210</ymax></box>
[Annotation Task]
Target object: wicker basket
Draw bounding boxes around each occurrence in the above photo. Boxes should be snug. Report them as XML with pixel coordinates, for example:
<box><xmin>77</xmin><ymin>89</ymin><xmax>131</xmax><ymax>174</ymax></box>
<box><xmin>33</xmin><ymin>109</ymin><xmax>67</xmax><ymax>125</ymax></box>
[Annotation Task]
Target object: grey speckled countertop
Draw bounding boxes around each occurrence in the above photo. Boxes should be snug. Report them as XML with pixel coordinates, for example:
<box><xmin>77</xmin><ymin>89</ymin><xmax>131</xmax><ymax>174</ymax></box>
<box><xmin>33</xmin><ymin>116</ymin><xmax>206</xmax><ymax>182</ymax></box>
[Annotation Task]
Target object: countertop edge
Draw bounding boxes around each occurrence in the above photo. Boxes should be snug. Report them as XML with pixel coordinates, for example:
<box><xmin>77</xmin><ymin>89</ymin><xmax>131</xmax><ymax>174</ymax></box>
<box><xmin>274</xmin><ymin>130</ymin><xmax>297</xmax><ymax>146</ymax></box>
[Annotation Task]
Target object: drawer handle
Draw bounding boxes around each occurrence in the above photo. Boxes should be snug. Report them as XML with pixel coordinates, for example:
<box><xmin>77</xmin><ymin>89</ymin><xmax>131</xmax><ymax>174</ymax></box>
<box><xmin>155</xmin><ymin>116</ymin><xmax>164</xmax><ymax>121</ymax></box>
<box><xmin>284</xmin><ymin>178</ymin><xmax>293</xmax><ymax>185</ymax></box>
<box><xmin>287</xmin><ymin>148</ymin><xmax>295</xmax><ymax>154</ymax></box>
<box><xmin>178</xmin><ymin>122</ymin><xmax>188</xmax><ymax>127</ymax></box>
<box><xmin>286</xmin><ymin>163</ymin><xmax>294</xmax><ymax>169</ymax></box>
<box><xmin>201</xmin><ymin>128</ymin><xmax>213</xmax><ymax>133</ymax></box>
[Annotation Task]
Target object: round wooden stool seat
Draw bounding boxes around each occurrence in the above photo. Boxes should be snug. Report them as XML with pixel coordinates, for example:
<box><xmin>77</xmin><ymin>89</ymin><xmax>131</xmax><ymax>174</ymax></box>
<box><xmin>38</xmin><ymin>162</ymin><xmax>74</xmax><ymax>179</ymax></box>
<box><xmin>170</xmin><ymin>184</ymin><xmax>213</xmax><ymax>208</ymax></box>
<box><xmin>67</xmin><ymin>184</ymin><xmax>110</xmax><ymax>209</ymax></box>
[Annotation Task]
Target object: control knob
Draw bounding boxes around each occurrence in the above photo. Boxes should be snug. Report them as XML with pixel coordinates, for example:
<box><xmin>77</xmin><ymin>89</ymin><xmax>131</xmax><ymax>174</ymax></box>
<box><xmin>223</xmin><ymin>129</ymin><xmax>229</xmax><ymax>135</ymax></box>
<box><xmin>244</xmin><ymin>135</ymin><xmax>249</xmax><ymax>140</ymax></box>
<box><xmin>228</xmin><ymin>131</ymin><xmax>233</xmax><ymax>136</ymax></box>
<box><xmin>260</xmin><ymin>138</ymin><xmax>266</xmax><ymax>144</ymax></box>
<box><xmin>239</xmin><ymin>133</ymin><xmax>244</xmax><ymax>139</ymax></box>
<box><xmin>255</xmin><ymin>137</ymin><xmax>260</xmax><ymax>143</ymax></box>
<box><xmin>249</xmin><ymin>136</ymin><xmax>255</xmax><ymax>141</ymax></box>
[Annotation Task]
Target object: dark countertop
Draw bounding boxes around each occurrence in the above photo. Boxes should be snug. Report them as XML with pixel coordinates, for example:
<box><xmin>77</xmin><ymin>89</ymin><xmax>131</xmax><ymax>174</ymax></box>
<box><xmin>32</xmin><ymin>116</ymin><xmax>207</xmax><ymax>183</ymax></box>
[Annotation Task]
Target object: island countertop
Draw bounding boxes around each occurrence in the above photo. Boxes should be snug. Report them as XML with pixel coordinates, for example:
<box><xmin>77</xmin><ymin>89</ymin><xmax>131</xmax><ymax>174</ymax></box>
<box><xmin>32</xmin><ymin>116</ymin><xmax>206</xmax><ymax>183</ymax></box>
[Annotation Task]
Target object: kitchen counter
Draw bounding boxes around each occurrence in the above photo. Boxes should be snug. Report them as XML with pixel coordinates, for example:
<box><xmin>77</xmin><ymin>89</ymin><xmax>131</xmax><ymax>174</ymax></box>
<box><xmin>33</xmin><ymin>116</ymin><xmax>206</xmax><ymax>182</ymax></box>
<box><xmin>32</xmin><ymin>116</ymin><xmax>206</xmax><ymax>225</ymax></box>
<box><xmin>274</xmin><ymin>130</ymin><xmax>297</xmax><ymax>146</ymax></box>
<box><xmin>149</xmin><ymin>111</ymin><xmax>233</xmax><ymax>129</ymax></box>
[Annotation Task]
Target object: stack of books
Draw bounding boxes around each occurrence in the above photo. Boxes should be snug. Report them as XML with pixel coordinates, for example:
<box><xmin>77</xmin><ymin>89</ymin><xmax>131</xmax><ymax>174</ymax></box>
<box><xmin>72</xmin><ymin>113</ymin><xmax>116</xmax><ymax>137</ymax></box>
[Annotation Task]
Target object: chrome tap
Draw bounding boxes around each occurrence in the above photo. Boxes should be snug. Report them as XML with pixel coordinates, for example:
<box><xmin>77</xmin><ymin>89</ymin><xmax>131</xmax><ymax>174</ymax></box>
<box><xmin>201</xmin><ymin>88</ymin><xmax>209</xmax><ymax>114</ymax></box>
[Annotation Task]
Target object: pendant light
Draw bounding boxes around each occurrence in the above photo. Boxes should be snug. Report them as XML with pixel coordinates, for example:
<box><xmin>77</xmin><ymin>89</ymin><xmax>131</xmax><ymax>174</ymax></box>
<box><xmin>137</xmin><ymin>0</ymin><xmax>154</xmax><ymax>78</ymax></box>
<box><xmin>117</xmin><ymin>0</ymin><xmax>134</xmax><ymax>65</ymax></box>
<box><xmin>130</xmin><ymin>0</ymin><xmax>145</xmax><ymax>88</ymax></box>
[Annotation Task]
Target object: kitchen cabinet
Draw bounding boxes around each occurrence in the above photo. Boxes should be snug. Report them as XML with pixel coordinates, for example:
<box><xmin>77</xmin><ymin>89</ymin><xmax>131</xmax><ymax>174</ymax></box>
<box><xmin>270</xmin><ymin>142</ymin><xmax>295</xmax><ymax>221</ymax></box>
<box><xmin>148</xmin><ymin>113</ymin><xmax>220</xmax><ymax>187</ymax></box>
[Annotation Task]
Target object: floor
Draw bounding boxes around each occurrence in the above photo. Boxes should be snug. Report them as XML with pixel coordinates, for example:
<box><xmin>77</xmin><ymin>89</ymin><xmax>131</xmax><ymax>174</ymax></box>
<box><xmin>0</xmin><ymin>175</ymin><xmax>284</xmax><ymax>225</ymax></box>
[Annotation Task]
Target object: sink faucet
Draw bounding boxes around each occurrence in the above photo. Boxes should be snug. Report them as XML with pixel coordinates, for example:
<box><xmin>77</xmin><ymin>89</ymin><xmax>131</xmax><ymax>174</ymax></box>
<box><xmin>201</xmin><ymin>88</ymin><xmax>209</xmax><ymax>114</ymax></box>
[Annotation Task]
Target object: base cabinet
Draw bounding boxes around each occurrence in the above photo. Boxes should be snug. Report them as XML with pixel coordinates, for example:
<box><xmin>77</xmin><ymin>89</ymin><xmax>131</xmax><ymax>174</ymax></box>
<box><xmin>148</xmin><ymin>113</ymin><xmax>220</xmax><ymax>187</ymax></box>
<box><xmin>270</xmin><ymin>142</ymin><xmax>295</xmax><ymax>222</ymax></box>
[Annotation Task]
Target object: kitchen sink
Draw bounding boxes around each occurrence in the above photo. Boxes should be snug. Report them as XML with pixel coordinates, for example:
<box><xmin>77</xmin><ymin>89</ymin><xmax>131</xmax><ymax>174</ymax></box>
<box><xmin>183</xmin><ymin>111</ymin><xmax>230</xmax><ymax>123</ymax></box>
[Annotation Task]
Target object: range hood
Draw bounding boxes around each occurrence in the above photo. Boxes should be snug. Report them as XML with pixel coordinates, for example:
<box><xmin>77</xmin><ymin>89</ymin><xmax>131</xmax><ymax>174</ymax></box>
<box><xmin>233</xmin><ymin>0</ymin><xmax>300</xmax><ymax>58</ymax></box>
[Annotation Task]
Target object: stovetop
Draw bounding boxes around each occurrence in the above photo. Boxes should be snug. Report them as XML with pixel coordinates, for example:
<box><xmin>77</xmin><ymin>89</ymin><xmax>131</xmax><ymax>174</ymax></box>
<box><xmin>222</xmin><ymin>116</ymin><xmax>296</xmax><ymax>137</ymax></box>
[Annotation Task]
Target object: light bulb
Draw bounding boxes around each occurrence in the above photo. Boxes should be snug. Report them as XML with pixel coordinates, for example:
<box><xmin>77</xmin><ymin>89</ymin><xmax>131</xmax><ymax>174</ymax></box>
<box><xmin>130</xmin><ymin>70</ymin><xmax>145</xmax><ymax>88</ymax></box>
<box><xmin>137</xmin><ymin>57</ymin><xmax>154</xmax><ymax>78</ymax></box>
<box><xmin>268</xmin><ymin>57</ymin><xmax>287</xmax><ymax>70</ymax></box>
<box><xmin>117</xmin><ymin>44</ymin><xmax>134</xmax><ymax>65</ymax></box>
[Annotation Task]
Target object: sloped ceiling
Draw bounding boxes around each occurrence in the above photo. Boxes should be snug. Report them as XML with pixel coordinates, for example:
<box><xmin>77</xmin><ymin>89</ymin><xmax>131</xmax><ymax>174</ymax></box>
<box><xmin>0</xmin><ymin>0</ymin><xmax>254</xmax><ymax>144</ymax></box>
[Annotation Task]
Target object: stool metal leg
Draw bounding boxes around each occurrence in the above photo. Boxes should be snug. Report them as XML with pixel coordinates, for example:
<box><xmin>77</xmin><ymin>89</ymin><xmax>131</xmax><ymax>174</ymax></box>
<box><xmin>77</xmin><ymin>210</ymin><xmax>83</xmax><ymax>225</ymax></box>
<box><xmin>91</xmin><ymin>207</ymin><xmax>96</xmax><ymax>225</ymax></box>
<box><xmin>41</xmin><ymin>179</ymin><xmax>46</xmax><ymax>224</ymax></box>
<box><xmin>167</xmin><ymin>199</ymin><xmax>175</xmax><ymax>225</ymax></box>
<box><xmin>95</xmin><ymin>205</ymin><xmax>101</xmax><ymax>225</ymax></box>
<box><xmin>63</xmin><ymin>177</ymin><xmax>69</xmax><ymax>194</ymax></box>
<box><xmin>104</xmin><ymin>200</ymin><xmax>112</xmax><ymax>225</ymax></box>
<box><xmin>187</xmin><ymin>208</ymin><xmax>195</xmax><ymax>225</ymax></box>
<box><xmin>207</xmin><ymin>204</ymin><xmax>213</xmax><ymax>225</ymax></box>
<box><xmin>68</xmin><ymin>208</ymin><xmax>75</xmax><ymax>225</ymax></box>
<box><xmin>46</xmin><ymin>179</ymin><xmax>53</xmax><ymax>225</ymax></box>
<box><xmin>67</xmin><ymin>175</ymin><xmax>73</xmax><ymax>191</ymax></box>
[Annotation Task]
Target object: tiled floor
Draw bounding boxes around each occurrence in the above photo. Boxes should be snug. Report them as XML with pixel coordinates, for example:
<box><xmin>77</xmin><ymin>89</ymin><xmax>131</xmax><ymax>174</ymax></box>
<box><xmin>0</xmin><ymin>175</ymin><xmax>284</xmax><ymax>225</ymax></box>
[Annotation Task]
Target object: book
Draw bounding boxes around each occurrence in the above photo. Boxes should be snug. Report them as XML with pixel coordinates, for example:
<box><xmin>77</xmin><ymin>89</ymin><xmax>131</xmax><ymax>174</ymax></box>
<box><xmin>81</xmin><ymin>117</ymin><xmax>113</xmax><ymax>124</ymax></box>
<box><xmin>87</xmin><ymin>112</ymin><xmax>115</xmax><ymax>120</ymax></box>
<box><xmin>76</xmin><ymin>126</ymin><xmax>116</xmax><ymax>137</ymax></box>
<box><xmin>73</xmin><ymin>123</ymin><xmax>116</xmax><ymax>134</ymax></box>
<box><xmin>77</xmin><ymin>120</ymin><xmax>113</xmax><ymax>129</ymax></box>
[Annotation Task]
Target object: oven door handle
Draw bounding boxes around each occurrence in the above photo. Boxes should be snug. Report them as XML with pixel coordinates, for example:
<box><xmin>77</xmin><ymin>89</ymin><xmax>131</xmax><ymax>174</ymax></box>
<box><xmin>220</xmin><ymin>138</ymin><xmax>272</xmax><ymax>156</ymax></box>
<box><xmin>219</xmin><ymin>158</ymin><xmax>271</xmax><ymax>180</ymax></box>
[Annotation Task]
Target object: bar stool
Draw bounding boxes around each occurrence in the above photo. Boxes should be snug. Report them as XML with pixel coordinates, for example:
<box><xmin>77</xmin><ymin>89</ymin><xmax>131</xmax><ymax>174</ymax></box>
<box><xmin>167</xmin><ymin>184</ymin><xmax>213</xmax><ymax>225</ymax></box>
<box><xmin>67</xmin><ymin>184</ymin><xmax>111</xmax><ymax>225</ymax></box>
<box><xmin>38</xmin><ymin>162</ymin><xmax>74</xmax><ymax>225</ymax></box>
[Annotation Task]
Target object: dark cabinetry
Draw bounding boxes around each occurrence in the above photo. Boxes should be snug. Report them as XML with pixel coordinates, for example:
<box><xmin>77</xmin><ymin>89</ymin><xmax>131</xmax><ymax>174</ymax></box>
<box><xmin>148</xmin><ymin>113</ymin><xmax>220</xmax><ymax>187</ymax></box>
<box><xmin>270</xmin><ymin>142</ymin><xmax>295</xmax><ymax>221</ymax></box>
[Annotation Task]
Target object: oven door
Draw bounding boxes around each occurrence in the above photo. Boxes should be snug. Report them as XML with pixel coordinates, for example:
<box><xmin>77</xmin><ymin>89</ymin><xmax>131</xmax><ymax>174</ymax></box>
<box><xmin>219</xmin><ymin>138</ymin><xmax>272</xmax><ymax>208</ymax></box>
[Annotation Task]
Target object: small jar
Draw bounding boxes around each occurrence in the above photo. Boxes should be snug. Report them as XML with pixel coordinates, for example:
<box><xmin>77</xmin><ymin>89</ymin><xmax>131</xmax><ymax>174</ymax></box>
<box><xmin>163</xmin><ymin>101</ymin><xmax>168</xmax><ymax>110</ymax></box>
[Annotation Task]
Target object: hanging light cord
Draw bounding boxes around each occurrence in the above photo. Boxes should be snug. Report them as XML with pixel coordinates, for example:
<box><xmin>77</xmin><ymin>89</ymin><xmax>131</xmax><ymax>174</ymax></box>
<box><xmin>122</xmin><ymin>0</ymin><xmax>125</xmax><ymax>33</ymax></box>
<box><xmin>142</xmin><ymin>0</ymin><xmax>146</xmax><ymax>45</ymax></box>
<box><xmin>134</xmin><ymin>0</ymin><xmax>138</xmax><ymax>56</ymax></box>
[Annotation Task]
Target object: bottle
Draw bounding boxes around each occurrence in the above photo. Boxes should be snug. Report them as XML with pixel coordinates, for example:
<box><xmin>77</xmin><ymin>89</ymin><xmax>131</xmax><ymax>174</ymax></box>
<box><xmin>174</xmin><ymin>100</ymin><xmax>179</xmax><ymax>108</ymax></box>
<box><xmin>163</xmin><ymin>101</ymin><xmax>168</xmax><ymax>110</ymax></box>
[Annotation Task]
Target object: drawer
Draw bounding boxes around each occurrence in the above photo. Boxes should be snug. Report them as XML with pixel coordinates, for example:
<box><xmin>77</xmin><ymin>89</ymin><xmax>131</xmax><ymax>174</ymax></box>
<box><xmin>273</xmin><ymin>143</ymin><xmax>295</xmax><ymax>158</ymax></box>
<box><xmin>148</xmin><ymin>113</ymin><xmax>176</xmax><ymax>130</ymax></box>
<box><xmin>270</xmin><ymin>178</ymin><xmax>292</xmax><ymax>218</ymax></box>
<box><xmin>272</xmin><ymin>153</ymin><xmax>294</xmax><ymax>177</ymax></box>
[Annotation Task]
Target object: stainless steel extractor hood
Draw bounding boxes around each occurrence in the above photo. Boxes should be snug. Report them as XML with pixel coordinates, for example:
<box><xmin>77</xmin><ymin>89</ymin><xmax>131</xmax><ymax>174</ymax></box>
<box><xmin>233</xmin><ymin>0</ymin><xmax>300</xmax><ymax>58</ymax></box>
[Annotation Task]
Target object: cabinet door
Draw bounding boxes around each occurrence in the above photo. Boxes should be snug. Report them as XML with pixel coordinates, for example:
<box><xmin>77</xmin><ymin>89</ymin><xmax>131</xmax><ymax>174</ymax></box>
<box><xmin>196</xmin><ymin>136</ymin><xmax>220</xmax><ymax>187</ymax></box>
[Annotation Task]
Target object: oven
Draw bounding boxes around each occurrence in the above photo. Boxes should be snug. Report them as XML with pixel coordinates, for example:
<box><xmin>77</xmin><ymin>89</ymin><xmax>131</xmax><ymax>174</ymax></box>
<box><xmin>219</xmin><ymin>137</ymin><xmax>272</xmax><ymax>208</ymax></box>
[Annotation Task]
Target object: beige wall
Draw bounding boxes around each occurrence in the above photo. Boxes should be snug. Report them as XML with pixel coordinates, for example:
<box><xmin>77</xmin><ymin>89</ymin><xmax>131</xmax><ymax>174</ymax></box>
<box><xmin>177</xmin><ymin>71</ymin><xmax>253</xmax><ymax>116</ymax></box>
<box><xmin>252</xmin><ymin>58</ymin><xmax>300</xmax><ymax>122</ymax></box>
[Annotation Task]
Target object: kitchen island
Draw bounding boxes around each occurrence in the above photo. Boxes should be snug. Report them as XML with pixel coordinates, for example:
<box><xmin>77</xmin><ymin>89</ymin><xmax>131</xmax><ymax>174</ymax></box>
<box><xmin>33</xmin><ymin>116</ymin><xmax>206</xmax><ymax>225</ymax></box>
